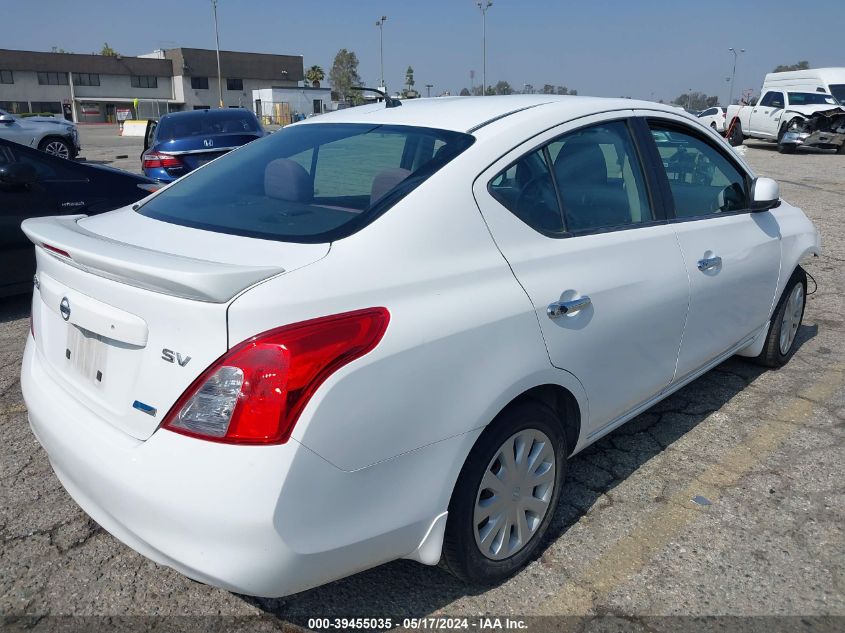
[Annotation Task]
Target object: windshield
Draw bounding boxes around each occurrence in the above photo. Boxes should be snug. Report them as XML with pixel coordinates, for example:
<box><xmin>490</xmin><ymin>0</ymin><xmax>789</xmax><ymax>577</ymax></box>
<box><xmin>137</xmin><ymin>123</ymin><xmax>475</xmax><ymax>243</ymax></box>
<box><xmin>788</xmin><ymin>92</ymin><xmax>837</xmax><ymax>106</ymax></box>
<box><xmin>829</xmin><ymin>84</ymin><xmax>845</xmax><ymax>105</ymax></box>
<box><xmin>155</xmin><ymin>110</ymin><xmax>261</xmax><ymax>140</ymax></box>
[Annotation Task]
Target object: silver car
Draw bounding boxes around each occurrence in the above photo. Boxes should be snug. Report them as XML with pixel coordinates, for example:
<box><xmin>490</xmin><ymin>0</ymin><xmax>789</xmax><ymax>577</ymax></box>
<box><xmin>0</xmin><ymin>109</ymin><xmax>80</xmax><ymax>158</ymax></box>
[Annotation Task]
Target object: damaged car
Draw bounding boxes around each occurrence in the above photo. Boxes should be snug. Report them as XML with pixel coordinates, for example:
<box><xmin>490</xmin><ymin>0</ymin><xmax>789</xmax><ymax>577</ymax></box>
<box><xmin>780</xmin><ymin>107</ymin><xmax>845</xmax><ymax>154</ymax></box>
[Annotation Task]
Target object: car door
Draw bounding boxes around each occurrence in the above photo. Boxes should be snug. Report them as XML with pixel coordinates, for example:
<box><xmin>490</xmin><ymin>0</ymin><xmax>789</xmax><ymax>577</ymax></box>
<box><xmin>0</xmin><ymin>117</ymin><xmax>36</xmax><ymax>147</ymax></box>
<box><xmin>473</xmin><ymin>115</ymin><xmax>689</xmax><ymax>437</ymax></box>
<box><xmin>751</xmin><ymin>91</ymin><xmax>785</xmax><ymax>138</ymax></box>
<box><xmin>0</xmin><ymin>142</ymin><xmax>89</xmax><ymax>295</ymax></box>
<box><xmin>643</xmin><ymin>116</ymin><xmax>781</xmax><ymax>381</ymax></box>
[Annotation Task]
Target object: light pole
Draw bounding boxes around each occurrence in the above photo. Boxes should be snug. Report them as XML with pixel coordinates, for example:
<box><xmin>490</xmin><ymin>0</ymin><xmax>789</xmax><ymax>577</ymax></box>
<box><xmin>687</xmin><ymin>88</ymin><xmax>693</xmax><ymax>110</ymax></box>
<box><xmin>728</xmin><ymin>47</ymin><xmax>745</xmax><ymax>107</ymax></box>
<box><xmin>211</xmin><ymin>0</ymin><xmax>223</xmax><ymax>108</ymax></box>
<box><xmin>477</xmin><ymin>1</ymin><xmax>492</xmax><ymax>95</ymax></box>
<box><xmin>376</xmin><ymin>16</ymin><xmax>387</xmax><ymax>90</ymax></box>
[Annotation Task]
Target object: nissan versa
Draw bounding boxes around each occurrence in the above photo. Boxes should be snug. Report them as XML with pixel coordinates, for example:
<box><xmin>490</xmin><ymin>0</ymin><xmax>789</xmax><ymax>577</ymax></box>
<box><xmin>21</xmin><ymin>96</ymin><xmax>820</xmax><ymax>597</ymax></box>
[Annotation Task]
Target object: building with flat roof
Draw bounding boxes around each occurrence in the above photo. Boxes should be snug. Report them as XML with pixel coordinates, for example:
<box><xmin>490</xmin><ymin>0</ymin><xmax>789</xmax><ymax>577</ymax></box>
<box><xmin>0</xmin><ymin>47</ymin><xmax>304</xmax><ymax>123</ymax></box>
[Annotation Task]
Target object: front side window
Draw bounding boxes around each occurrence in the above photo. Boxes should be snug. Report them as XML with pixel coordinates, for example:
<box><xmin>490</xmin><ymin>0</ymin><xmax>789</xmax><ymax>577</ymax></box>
<box><xmin>137</xmin><ymin>123</ymin><xmax>474</xmax><ymax>243</ymax></box>
<box><xmin>787</xmin><ymin>92</ymin><xmax>837</xmax><ymax>106</ymax></box>
<box><xmin>650</xmin><ymin>123</ymin><xmax>748</xmax><ymax>218</ymax></box>
<box><xmin>759</xmin><ymin>91</ymin><xmax>784</xmax><ymax>108</ymax></box>
<box><xmin>226</xmin><ymin>78</ymin><xmax>243</xmax><ymax>91</ymax></box>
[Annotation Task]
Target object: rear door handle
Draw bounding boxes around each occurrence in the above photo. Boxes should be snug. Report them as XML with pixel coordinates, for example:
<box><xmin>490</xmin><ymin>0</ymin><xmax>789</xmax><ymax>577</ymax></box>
<box><xmin>697</xmin><ymin>256</ymin><xmax>722</xmax><ymax>271</ymax></box>
<box><xmin>548</xmin><ymin>296</ymin><xmax>591</xmax><ymax>318</ymax></box>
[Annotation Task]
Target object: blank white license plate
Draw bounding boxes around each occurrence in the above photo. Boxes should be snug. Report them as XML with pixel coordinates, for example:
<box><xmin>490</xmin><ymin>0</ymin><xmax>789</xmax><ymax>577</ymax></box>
<box><xmin>66</xmin><ymin>325</ymin><xmax>108</xmax><ymax>386</ymax></box>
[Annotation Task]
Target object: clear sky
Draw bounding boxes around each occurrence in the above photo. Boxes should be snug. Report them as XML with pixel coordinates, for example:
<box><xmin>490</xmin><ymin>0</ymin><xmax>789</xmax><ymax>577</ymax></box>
<box><xmin>1</xmin><ymin>0</ymin><xmax>841</xmax><ymax>103</ymax></box>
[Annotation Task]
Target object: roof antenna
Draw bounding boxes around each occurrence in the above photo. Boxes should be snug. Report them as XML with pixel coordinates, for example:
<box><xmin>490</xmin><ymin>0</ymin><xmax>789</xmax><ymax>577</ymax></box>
<box><xmin>350</xmin><ymin>86</ymin><xmax>402</xmax><ymax>108</ymax></box>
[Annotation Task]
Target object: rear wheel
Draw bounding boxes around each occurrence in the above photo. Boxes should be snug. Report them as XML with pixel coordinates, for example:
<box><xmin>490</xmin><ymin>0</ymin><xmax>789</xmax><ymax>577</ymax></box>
<box><xmin>442</xmin><ymin>400</ymin><xmax>566</xmax><ymax>585</ymax></box>
<box><xmin>38</xmin><ymin>136</ymin><xmax>72</xmax><ymax>159</ymax></box>
<box><xmin>728</xmin><ymin>120</ymin><xmax>744</xmax><ymax>146</ymax></box>
<box><xmin>755</xmin><ymin>267</ymin><xmax>807</xmax><ymax>368</ymax></box>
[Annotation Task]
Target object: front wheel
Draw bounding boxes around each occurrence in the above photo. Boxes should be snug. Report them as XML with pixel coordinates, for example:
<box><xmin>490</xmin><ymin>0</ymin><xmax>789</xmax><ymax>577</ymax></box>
<box><xmin>38</xmin><ymin>136</ymin><xmax>72</xmax><ymax>159</ymax></box>
<box><xmin>755</xmin><ymin>268</ymin><xmax>807</xmax><ymax>367</ymax></box>
<box><xmin>728</xmin><ymin>121</ymin><xmax>744</xmax><ymax>146</ymax></box>
<box><xmin>441</xmin><ymin>400</ymin><xmax>566</xmax><ymax>585</ymax></box>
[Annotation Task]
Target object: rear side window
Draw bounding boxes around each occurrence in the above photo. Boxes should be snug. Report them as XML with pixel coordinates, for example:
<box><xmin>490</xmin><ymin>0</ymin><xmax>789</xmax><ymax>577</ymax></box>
<box><xmin>649</xmin><ymin>124</ymin><xmax>748</xmax><ymax>218</ymax></box>
<box><xmin>489</xmin><ymin>149</ymin><xmax>563</xmax><ymax>234</ymax></box>
<box><xmin>137</xmin><ymin>123</ymin><xmax>474</xmax><ymax>243</ymax></box>
<box><xmin>155</xmin><ymin>110</ymin><xmax>261</xmax><ymax>140</ymax></box>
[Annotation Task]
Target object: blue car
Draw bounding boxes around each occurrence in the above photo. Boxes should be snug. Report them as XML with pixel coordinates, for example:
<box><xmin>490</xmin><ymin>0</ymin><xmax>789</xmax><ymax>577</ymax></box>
<box><xmin>141</xmin><ymin>108</ymin><xmax>265</xmax><ymax>182</ymax></box>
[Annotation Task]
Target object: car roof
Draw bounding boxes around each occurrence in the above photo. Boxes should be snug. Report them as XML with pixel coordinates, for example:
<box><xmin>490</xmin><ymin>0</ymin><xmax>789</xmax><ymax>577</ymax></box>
<box><xmin>296</xmin><ymin>95</ymin><xmax>688</xmax><ymax>134</ymax></box>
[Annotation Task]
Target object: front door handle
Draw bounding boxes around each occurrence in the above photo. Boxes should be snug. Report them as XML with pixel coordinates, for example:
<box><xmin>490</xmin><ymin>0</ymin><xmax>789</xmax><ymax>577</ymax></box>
<box><xmin>697</xmin><ymin>256</ymin><xmax>722</xmax><ymax>272</ymax></box>
<box><xmin>548</xmin><ymin>296</ymin><xmax>591</xmax><ymax>319</ymax></box>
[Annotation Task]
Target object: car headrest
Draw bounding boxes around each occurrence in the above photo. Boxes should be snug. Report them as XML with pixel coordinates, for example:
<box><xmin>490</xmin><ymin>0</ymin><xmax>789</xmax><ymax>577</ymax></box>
<box><xmin>264</xmin><ymin>158</ymin><xmax>313</xmax><ymax>203</ymax></box>
<box><xmin>553</xmin><ymin>141</ymin><xmax>608</xmax><ymax>186</ymax></box>
<box><xmin>370</xmin><ymin>167</ymin><xmax>411</xmax><ymax>206</ymax></box>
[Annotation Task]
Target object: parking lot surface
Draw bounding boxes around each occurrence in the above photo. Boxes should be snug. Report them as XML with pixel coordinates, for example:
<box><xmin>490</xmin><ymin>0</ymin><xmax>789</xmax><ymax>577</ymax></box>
<box><xmin>1</xmin><ymin>131</ymin><xmax>843</xmax><ymax>631</ymax></box>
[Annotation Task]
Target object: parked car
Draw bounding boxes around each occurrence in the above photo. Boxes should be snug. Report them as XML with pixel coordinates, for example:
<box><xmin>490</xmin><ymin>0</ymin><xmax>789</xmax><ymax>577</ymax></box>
<box><xmin>725</xmin><ymin>81</ymin><xmax>840</xmax><ymax>152</ymax></box>
<box><xmin>0</xmin><ymin>136</ymin><xmax>156</xmax><ymax>296</ymax></box>
<box><xmin>696</xmin><ymin>106</ymin><xmax>727</xmax><ymax>132</ymax></box>
<box><xmin>21</xmin><ymin>96</ymin><xmax>819</xmax><ymax>597</ymax></box>
<box><xmin>760</xmin><ymin>67</ymin><xmax>845</xmax><ymax>106</ymax></box>
<box><xmin>0</xmin><ymin>108</ymin><xmax>80</xmax><ymax>159</ymax></box>
<box><xmin>141</xmin><ymin>108</ymin><xmax>265</xmax><ymax>182</ymax></box>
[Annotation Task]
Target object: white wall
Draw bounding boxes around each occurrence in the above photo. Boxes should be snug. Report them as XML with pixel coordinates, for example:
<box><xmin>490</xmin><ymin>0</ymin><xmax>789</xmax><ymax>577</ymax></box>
<box><xmin>179</xmin><ymin>76</ymin><xmax>298</xmax><ymax>110</ymax></box>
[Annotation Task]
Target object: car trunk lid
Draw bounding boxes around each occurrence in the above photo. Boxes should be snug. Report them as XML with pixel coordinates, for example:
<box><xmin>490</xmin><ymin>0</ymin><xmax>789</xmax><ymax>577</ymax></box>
<box><xmin>24</xmin><ymin>209</ymin><xmax>329</xmax><ymax>440</ymax></box>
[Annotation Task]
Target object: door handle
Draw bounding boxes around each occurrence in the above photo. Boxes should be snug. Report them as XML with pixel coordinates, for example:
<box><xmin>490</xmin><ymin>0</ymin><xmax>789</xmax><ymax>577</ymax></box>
<box><xmin>548</xmin><ymin>296</ymin><xmax>591</xmax><ymax>318</ymax></box>
<box><xmin>697</xmin><ymin>256</ymin><xmax>722</xmax><ymax>272</ymax></box>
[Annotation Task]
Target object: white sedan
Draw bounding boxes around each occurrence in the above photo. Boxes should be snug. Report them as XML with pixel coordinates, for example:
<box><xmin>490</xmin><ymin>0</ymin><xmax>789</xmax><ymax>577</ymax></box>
<box><xmin>21</xmin><ymin>96</ymin><xmax>819</xmax><ymax>596</ymax></box>
<box><xmin>696</xmin><ymin>106</ymin><xmax>728</xmax><ymax>132</ymax></box>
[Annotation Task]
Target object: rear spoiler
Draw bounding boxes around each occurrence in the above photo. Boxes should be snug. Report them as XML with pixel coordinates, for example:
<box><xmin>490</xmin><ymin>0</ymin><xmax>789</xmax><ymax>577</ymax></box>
<box><xmin>22</xmin><ymin>215</ymin><xmax>283</xmax><ymax>303</ymax></box>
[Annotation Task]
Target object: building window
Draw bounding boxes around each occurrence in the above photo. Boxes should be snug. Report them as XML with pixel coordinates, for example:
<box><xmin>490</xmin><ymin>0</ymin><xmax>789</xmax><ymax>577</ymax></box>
<box><xmin>29</xmin><ymin>102</ymin><xmax>63</xmax><ymax>115</ymax></box>
<box><xmin>0</xmin><ymin>101</ymin><xmax>29</xmax><ymax>113</ymax></box>
<box><xmin>0</xmin><ymin>70</ymin><xmax>13</xmax><ymax>84</ymax></box>
<box><xmin>193</xmin><ymin>105</ymin><xmax>211</xmax><ymax>110</ymax></box>
<box><xmin>131</xmin><ymin>75</ymin><xmax>158</xmax><ymax>89</ymax></box>
<box><xmin>37</xmin><ymin>72</ymin><xmax>69</xmax><ymax>85</ymax></box>
<box><xmin>72</xmin><ymin>73</ymin><xmax>100</xmax><ymax>86</ymax></box>
<box><xmin>191</xmin><ymin>76</ymin><xmax>209</xmax><ymax>90</ymax></box>
<box><xmin>226</xmin><ymin>78</ymin><xmax>243</xmax><ymax>91</ymax></box>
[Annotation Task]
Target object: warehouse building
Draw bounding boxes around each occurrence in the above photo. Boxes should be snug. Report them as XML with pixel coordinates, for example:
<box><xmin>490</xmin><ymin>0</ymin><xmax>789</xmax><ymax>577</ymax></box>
<box><xmin>0</xmin><ymin>47</ymin><xmax>304</xmax><ymax>123</ymax></box>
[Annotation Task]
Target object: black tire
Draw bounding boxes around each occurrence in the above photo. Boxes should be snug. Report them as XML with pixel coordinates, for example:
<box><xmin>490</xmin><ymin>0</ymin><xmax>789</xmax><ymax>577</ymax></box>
<box><xmin>441</xmin><ymin>399</ymin><xmax>567</xmax><ymax>585</ymax></box>
<box><xmin>837</xmin><ymin>144</ymin><xmax>845</xmax><ymax>155</ymax></box>
<box><xmin>778</xmin><ymin>143</ymin><xmax>797</xmax><ymax>154</ymax></box>
<box><xmin>755</xmin><ymin>267</ymin><xmax>807</xmax><ymax>368</ymax></box>
<box><xmin>38</xmin><ymin>136</ymin><xmax>72</xmax><ymax>159</ymax></box>
<box><xmin>728</xmin><ymin>120</ymin><xmax>744</xmax><ymax>146</ymax></box>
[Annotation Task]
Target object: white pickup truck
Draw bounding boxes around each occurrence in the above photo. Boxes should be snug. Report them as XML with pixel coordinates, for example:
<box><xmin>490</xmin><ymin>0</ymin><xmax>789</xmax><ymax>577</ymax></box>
<box><xmin>726</xmin><ymin>88</ymin><xmax>839</xmax><ymax>153</ymax></box>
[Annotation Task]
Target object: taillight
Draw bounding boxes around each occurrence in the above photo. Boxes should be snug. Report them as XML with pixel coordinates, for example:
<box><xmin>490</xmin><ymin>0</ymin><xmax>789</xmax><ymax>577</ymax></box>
<box><xmin>161</xmin><ymin>308</ymin><xmax>390</xmax><ymax>445</ymax></box>
<box><xmin>142</xmin><ymin>152</ymin><xmax>183</xmax><ymax>170</ymax></box>
<box><xmin>41</xmin><ymin>243</ymin><xmax>70</xmax><ymax>258</ymax></box>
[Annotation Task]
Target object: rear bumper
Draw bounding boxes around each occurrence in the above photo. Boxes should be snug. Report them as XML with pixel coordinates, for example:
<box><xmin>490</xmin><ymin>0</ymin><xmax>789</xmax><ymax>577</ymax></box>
<box><xmin>21</xmin><ymin>335</ymin><xmax>443</xmax><ymax>596</ymax></box>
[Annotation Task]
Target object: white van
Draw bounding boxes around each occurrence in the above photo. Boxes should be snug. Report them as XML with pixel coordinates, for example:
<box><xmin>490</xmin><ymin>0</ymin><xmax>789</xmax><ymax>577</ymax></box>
<box><xmin>762</xmin><ymin>68</ymin><xmax>845</xmax><ymax>105</ymax></box>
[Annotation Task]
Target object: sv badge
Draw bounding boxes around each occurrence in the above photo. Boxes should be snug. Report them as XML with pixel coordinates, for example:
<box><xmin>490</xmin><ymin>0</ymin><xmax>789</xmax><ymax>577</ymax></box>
<box><xmin>162</xmin><ymin>349</ymin><xmax>192</xmax><ymax>367</ymax></box>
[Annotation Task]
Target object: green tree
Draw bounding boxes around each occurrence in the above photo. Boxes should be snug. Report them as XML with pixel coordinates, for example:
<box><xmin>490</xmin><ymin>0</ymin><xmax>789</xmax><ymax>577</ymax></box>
<box><xmin>542</xmin><ymin>84</ymin><xmax>555</xmax><ymax>94</ymax></box>
<box><xmin>305</xmin><ymin>65</ymin><xmax>325</xmax><ymax>88</ymax></box>
<box><xmin>459</xmin><ymin>87</ymin><xmax>471</xmax><ymax>96</ymax></box>
<box><xmin>773</xmin><ymin>61</ymin><xmax>810</xmax><ymax>72</ymax></box>
<box><xmin>329</xmin><ymin>49</ymin><xmax>362</xmax><ymax>104</ymax></box>
<box><xmin>494</xmin><ymin>80</ymin><xmax>512</xmax><ymax>95</ymax></box>
<box><xmin>671</xmin><ymin>91</ymin><xmax>718</xmax><ymax>111</ymax></box>
<box><xmin>556</xmin><ymin>85</ymin><xmax>569</xmax><ymax>95</ymax></box>
<box><xmin>100</xmin><ymin>42</ymin><xmax>119</xmax><ymax>57</ymax></box>
<box><xmin>405</xmin><ymin>66</ymin><xmax>415</xmax><ymax>90</ymax></box>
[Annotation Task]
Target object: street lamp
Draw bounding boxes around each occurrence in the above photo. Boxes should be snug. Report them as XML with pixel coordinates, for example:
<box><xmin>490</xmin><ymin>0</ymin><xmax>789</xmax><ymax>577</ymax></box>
<box><xmin>687</xmin><ymin>88</ymin><xmax>693</xmax><ymax>110</ymax></box>
<box><xmin>728</xmin><ymin>47</ymin><xmax>745</xmax><ymax>107</ymax></box>
<box><xmin>477</xmin><ymin>1</ymin><xmax>492</xmax><ymax>96</ymax></box>
<box><xmin>211</xmin><ymin>0</ymin><xmax>224</xmax><ymax>108</ymax></box>
<box><xmin>376</xmin><ymin>16</ymin><xmax>387</xmax><ymax>91</ymax></box>
<box><xmin>425</xmin><ymin>84</ymin><xmax>434</xmax><ymax>97</ymax></box>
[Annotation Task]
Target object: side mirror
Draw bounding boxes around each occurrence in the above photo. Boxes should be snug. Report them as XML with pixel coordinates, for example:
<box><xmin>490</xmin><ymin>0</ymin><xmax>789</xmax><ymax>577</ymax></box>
<box><xmin>0</xmin><ymin>162</ymin><xmax>38</xmax><ymax>186</ymax></box>
<box><xmin>0</xmin><ymin>114</ymin><xmax>15</xmax><ymax>124</ymax></box>
<box><xmin>751</xmin><ymin>177</ymin><xmax>780</xmax><ymax>211</ymax></box>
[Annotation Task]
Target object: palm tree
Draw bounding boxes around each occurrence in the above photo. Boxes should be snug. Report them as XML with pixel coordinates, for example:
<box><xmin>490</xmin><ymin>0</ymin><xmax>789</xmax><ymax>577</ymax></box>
<box><xmin>305</xmin><ymin>65</ymin><xmax>325</xmax><ymax>88</ymax></box>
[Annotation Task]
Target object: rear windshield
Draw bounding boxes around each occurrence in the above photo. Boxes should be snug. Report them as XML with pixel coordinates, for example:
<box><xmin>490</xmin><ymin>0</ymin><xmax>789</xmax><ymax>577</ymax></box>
<box><xmin>155</xmin><ymin>110</ymin><xmax>261</xmax><ymax>140</ymax></box>
<box><xmin>788</xmin><ymin>92</ymin><xmax>837</xmax><ymax>106</ymax></box>
<box><xmin>137</xmin><ymin>123</ymin><xmax>474</xmax><ymax>243</ymax></box>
